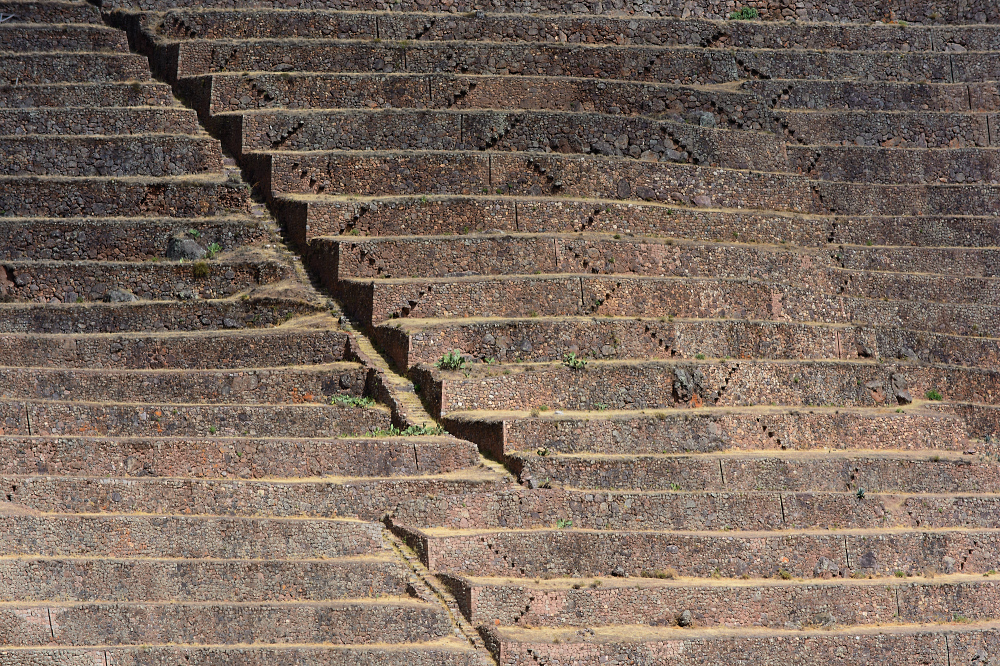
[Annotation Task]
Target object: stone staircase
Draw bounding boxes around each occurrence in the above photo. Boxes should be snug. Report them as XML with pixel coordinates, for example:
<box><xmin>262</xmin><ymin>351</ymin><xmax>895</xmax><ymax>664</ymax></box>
<box><xmin>0</xmin><ymin>1</ymin><xmax>496</xmax><ymax>663</ymax></box>
<box><xmin>11</xmin><ymin>0</ymin><xmax>1000</xmax><ymax>662</ymax></box>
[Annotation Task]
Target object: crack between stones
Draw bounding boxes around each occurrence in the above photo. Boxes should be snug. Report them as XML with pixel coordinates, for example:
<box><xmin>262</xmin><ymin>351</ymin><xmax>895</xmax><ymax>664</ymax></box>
<box><xmin>24</xmin><ymin>404</ymin><xmax>31</xmax><ymax>436</ymax></box>
<box><xmin>46</xmin><ymin>607</ymin><xmax>54</xmax><ymax>639</ymax></box>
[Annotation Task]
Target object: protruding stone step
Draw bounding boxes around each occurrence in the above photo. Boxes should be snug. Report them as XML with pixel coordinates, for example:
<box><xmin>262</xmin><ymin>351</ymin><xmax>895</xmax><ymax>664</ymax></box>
<box><xmin>1</xmin><ymin>135</ymin><xmax>222</xmax><ymax>177</ymax></box>
<box><xmin>0</xmin><ymin>362</ymin><xmax>367</xmax><ymax>404</ymax></box>
<box><xmin>0</xmin><ymin>216</ymin><xmax>269</xmax><ymax>261</ymax></box>
<box><xmin>0</xmin><ymin>53</ymin><xmax>150</xmax><ymax>85</ymax></box>
<box><xmin>0</xmin><ymin>513</ymin><xmax>386</xmax><ymax>558</ymax></box>
<box><xmin>398</xmin><ymin>525</ymin><xmax>1000</xmax><ymax>578</ymax></box>
<box><xmin>0</xmin><ymin>599</ymin><xmax>452</xmax><ymax>647</ymax></box>
<box><xmin>0</xmin><ymin>107</ymin><xmax>201</xmax><ymax>136</ymax></box>
<box><xmin>0</xmin><ymin>25</ymin><xmax>128</xmax><ymax>52</ymax></box>
<box><xmin>0</xmin><ymin>555</ymin><xmax>407</xmax><ymax>602</ymax></box>
<box><xmin>441</xmin><ymin>407</ymin><xmax>969</xmax><ymax>456</ymax></box>
<box><xmin>1</xmin><ymin>469</ymin><xmax>506</xmax><ymax>519</ymax></box>
<box><xmin>0</xmin><ymin>174</ymin><xmax>249</xmax><ymax>219</ymax></box>
<box><xmin>0</xmin><ymin>434</ymin><xmax>479</xmax><ymax>477</ymax></box>
<box><xmin>0</xmin><ymin>82</ymin><xmax>176</xmax><ymax>109</ymax></box>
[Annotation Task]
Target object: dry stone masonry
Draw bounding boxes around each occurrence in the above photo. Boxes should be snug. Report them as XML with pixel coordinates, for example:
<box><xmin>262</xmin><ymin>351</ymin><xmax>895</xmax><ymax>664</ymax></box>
<box><xmin>4</xmin><ymin>0</ymin><xmax>1000</xmax><ymax>663</ymax></box>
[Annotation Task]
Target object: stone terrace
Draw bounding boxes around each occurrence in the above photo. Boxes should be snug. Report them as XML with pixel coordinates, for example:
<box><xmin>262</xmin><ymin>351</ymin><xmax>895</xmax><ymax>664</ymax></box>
<box><xmin>0</xmin><ymin>1</ymin><xmax>498</xmax><ymax>664</ymax></box>
<box><xmin>11</xmin><ymin>0</ymin><xmax>1000</xmax><ymax>663</ymax></box>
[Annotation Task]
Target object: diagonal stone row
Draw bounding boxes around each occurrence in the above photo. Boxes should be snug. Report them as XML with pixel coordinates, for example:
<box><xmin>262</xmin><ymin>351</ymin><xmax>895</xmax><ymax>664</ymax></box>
<box><xmin>43</xmin><ymin>0</ymin><xmax>1000</xmax><ymax>663</ymax></box>
<box><xmin>0</xmin><ymin>1</ymin><xmax>497</xmax><ymax>664</ymax></box>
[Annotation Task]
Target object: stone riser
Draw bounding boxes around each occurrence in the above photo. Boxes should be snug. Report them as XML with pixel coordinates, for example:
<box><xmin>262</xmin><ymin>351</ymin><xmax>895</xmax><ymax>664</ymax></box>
<box><xmin>1</xmin><ymin>135</ymin><xmax>222</xmax><ymax>178</ymax></box>
<box><xmin>0</xmin><ymin>54</ymin><xmax>149</xmax><ymax>85</ymax></box>
<box><xmin>750</xmin><ymin>80</ymin><xmax>1000</xmax><ymax>113</ymax></box>
<box><xmin>0</xmin><ymin>259</ymin><xmax>290</xmax><ymax>303</ymax></box>
<box><xmin>392</xmin><ymin>487</ymin><xmax>1000</xmax><ymax>532</ymax></box>
<box><xmin>0</xmin><ymin>363</ymin><xmax>367</xmax><ymax>404</ymax></box>
<box><xmin>0</xmin><ymin>435</ymin><xmax>479</xmax><ymax>478</ymax></box>
<box><xmin>2</xmin><ymin>646</ymin><xmax>488</xmax><ymax>666</ymax></box>
<box><xmin>377</xmin><ymin>317</ymin><xmax>1000</xmax><ymax>370</ymax></box>
<box><xmin>842</xmin><ymin>246</ymin><xmax>1000</xmax><ymax>277</ymax></box>
<box><xmin>0</xmin><ymin>108</ymin><xmax>201</xmax><ymax>137</ymax></box>
<box><xmin>429</xmin><ymin>360</ymin><xmax>995</xmax><ymax>414</ymax></box>
<box><xmin>0</xmin><ymin>514</ymin><xmax>386</xmax><ymax>559</ymax></box>
<box><xmin>788</xmin><ymin>145</ymin><xmax>1000</xmax><ymax>185</ymax></box>
<box><xmin>151</xmin><ymin>10</ymin><xmax>1000</xmax><ymax>52</ymax></box>
<box><xmin>0</xmin><ymin>83</ymin><xmax>176</xmax><ymax>109</ymax></box>
<box><xmin>0</xmin><ymin>216</ymin><xmax>271</xmax><ymax>262</ymax></box>
<box><xmin>487</xmin><ymin>624</ymin><xmax>996</xmax><ymax>666</ymax></box>
<box><xmin>0</xmin><ymin>328</ymin><xmax>350</xmax><ymax>369</ymax></box>
<box><xmin>0</xmin><ymin>601</ymin><xmax>450</xmax><ymax>647</ymax></box>
<box><xmin>0</xmin><ymin>26</ymin><xmax>128</xmax><ymax>52</ymax></box>
<box><xmin>778</xmin><ymin>110</ymin><xmax>998</xmax><ymax>148</ymax></box>
<box><xmin>0</xmin><ymin>176</ymin><xmax>249</xmax><ymax>219</ymax></box>
<box><xmin>1</xmin><ymin>557</ymin><xmax>407</xmax><ymax>602</ymax></box>
<box><xmin>228</xmin><ymin>109</ymin><xmax>785</xmax><ymax>170</ymax></box>
<box><xmin>99</xmin><ymin>0</ymin><xmax>999</xmax><ymax>25</ymax></box>
<box><xmin>406</xmin><ymin>527</ymin><xmax>1000</xmax><ymax>578</ymax></box>
<box><xmin>0</xmin><ymin>400</ymin><xmax>390</xmax><ymax>438</ymax></box>
<box><xmin>458</xmin><ymin>576</ymin><xmax>1000</xmax><ymax>628</ymax></box>
<box><xmin>442</xmin><ymin>409</ymin><xmax>969</xmax><ymax>456</ymax></box>
<box><xmin>511</xmin><ymin>452</ymin><xmax>1000</xmax><ymax>494</ymax></box>
<box><xmin>2</xmin><ymin>474</ymin><xmax>509</xmax><ymax>520</ymax></box>
<box><xmin>172</xmin><ymin>40</ymin><xmax>995</xmax><ymax>85</ymax></box>
<box><xmin>0</xmin><ymin>1</ymin><xmax>104</xmax><ymax>24</ymax></box>
<box><xmin>0</xmin><ymin>298</ymin><xmax>321</xmax><ymax>334</ymax></box>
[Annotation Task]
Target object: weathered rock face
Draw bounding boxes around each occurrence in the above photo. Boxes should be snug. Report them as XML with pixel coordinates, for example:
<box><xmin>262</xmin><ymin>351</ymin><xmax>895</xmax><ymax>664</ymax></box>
<box><xmin>12</xmin><ymin>0</ymin><xmax>1000</xmax><ymax>663</ymax></box>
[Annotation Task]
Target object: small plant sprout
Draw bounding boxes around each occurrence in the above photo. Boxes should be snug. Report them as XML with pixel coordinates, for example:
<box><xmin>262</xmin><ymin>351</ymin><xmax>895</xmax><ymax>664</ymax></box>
<box><xmin>187</xmin><ymin>228</ymin><xmax>201</xmax><ymax>238</ymax></box>
<box><xmin>368</xmin><ymin>424</ymin><xmax>445</xmax><ymax>437</ymax></box>
<box><xmin>729</xmin><ymin>6</ymin><xmax>759</xmax><ymax>19</ymax></box>
<box><xmin>331</xmin><ymin>395</ymin><xmax>376</xmax><ymax>408</ymax></box>
<box><xmin>556</xmin><ymin>518</ymin><xmax>573</xmax><ymax>529</ymax></box>
<box><xmin>563</xmin><ymin>353</ymin><xmax>587</xmax><ymax>370</ymax></box>
<box><xmin>205</xmin><ymin>242</ymin><xmax>222</xmax><ymax>259</ymax></box>
<box><xmin>669</xmin><ymin>482</ymin><xmax>681</xmax><ymax>491</ymax></box>
<box><xmin>925</xmin><ymin>389</ymin><xmax>943</xmax><ymax>401</ymax></box>
<box><xmin>436</xmin><ymin>349</ymin><xmax>466</xmax><ymax>370</ymax></box>
<box><xmin>856</xmin><ymin>487</ymin><xmax>866</xmax><ymax>500</ymax></box>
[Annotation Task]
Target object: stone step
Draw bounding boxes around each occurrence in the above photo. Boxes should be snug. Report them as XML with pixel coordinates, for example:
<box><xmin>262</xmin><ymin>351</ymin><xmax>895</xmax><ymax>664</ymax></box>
<box><xmin>345</xmin><ymin>273</ymin><xmax>1000</xmax><ymax>336</ymax></box>
<box><xmin>485</xmin><ymin>623</ymin><xmax>998</xmax><ymax>666</ymax></box>
<box><xmin>0</xmin><ymin>53</ymin><xmax>150</xmax><ymax>85</ymax></box>
<box><xmin>0</xmin><ymin>362</ymin><xmax>368</xmax><ymax>404</ymax></box>
<box><xmin>441</xmin><ymin>407</ymin><xmax>969</xmax><ymax>456</ymax></box>
<box><xmin>0</xmin><ymin>513</ymin><xmax>386</xmax><ymax>558</ymax></box>
<box><xmin>453</xmin><ymin>574</ymin><xmax>1000</xmax><ymax>629</ymax></box>
<box><xmin>258</xmin><ymin>149</ymin><xmax>1000</xmax><ymax>217</ymax></box>
<box><xmin>146</xmin><ymin>9</ymin><xmax>1000</xmax><ymax>51</ymax></box>
<box><xmin>397</xmin><ymin>524</ymin><xmax>1000</xmax><ymax>578</ymax></box>
<box><xmin>2</xmin><ymin>398</ymin><xmax>391</xmax><ymax>438</ymax></box>
<box><xmin>374</xmin><ymin>316</ymin><xmax>1000</xmax><ymax>370</ymax></box>
<box><xmin>170</xmin><ymin>40</ymin><xmax>982</xmax><ymax>84</ymax></box>
<box><xmin>1</xmin><ymin>643</ymin><xmax>488</xmax><ymax>666</ymax></box>
<box><xmin>189</xmin><ymin>72</ymin><xmax>765</xmax><ymax>127</ymax></box>
<box><xmin>746</xmin><ymin>79</ymin><xmax>1000</xmax><ymax>113</ymax></box>
<box><xmin>95</xmin><ymin>0</ymin><xmax>1000</xmax><ymax>25</ymax></box>
<box><xmin>787</xmin><ymin>145</ymin><xmax>1000</xmax><ymax>185</ymax></box>
<box><xmin>0</xmin><ymin>555</ymin><xmax>408</xmax><ymax>602</ymax></box>
<box><xmin>0</xmin><ymin>174</ymin><xmax>250</xmax><ymax>218</ymax></box>
<box><xmin>0</xmin><ymin>296</ymin><xmax>322</xmax><ymax>333</ymax></box>
<box><xmin>0</xmin><ymin>599</ymin><xmax>452</xmax><ymax>647</ymax></box>
<box><xmin>777</xmin><ymin>110</ymin><xmax>997</xmax><ymax>148</ymax></box>
<box><xmin>1</xmin><ymin>469</ymin><xmax>507</xmax><ymax>519</ymax></box>
<box><xmin>0</xmin><ymin>24</ymin><xmax>128</xmax><ymax>52</ymax></box>
<box><xmin>0</xmin><ymin>107</ymin><xmax>201</xmax><ymax>136</ymax></box>
<box><xmin>393</xmin><ymin>487</ymin><xmax>1000</xmax><ymax>532</ymax></box>
<box><xmin>0</xmin><ymin>258</ymin><xmax>293</xmax><ymax>303</ymax></box>
<box><xmin>0</xmin><ymin>325</ymin><xmax>349</xmax><ymax>368</ymax></box>
<box><xmin>1</xmin><ymin>135</ymin><xmax>223</xmax><ymax>177</ymax></box>
<box><xmin>0</xmin><ymin>434</ymin><xmax>479</xmax><ymax>477</ymax></box>
<box><xmin>507</xmin><ymin>450</ymin><xmax>1000</xmax><ymax>494</ymax></box>
<box><xmin>277</xmin><ymin>193</ymin><xmax>1000</xmax><ymax>249</ymax></box>
<box><xmin>421</xmin><ymin>358</ymin><xmax>995</xmax><ymax>414</ymax></box>
<box><xmin>224</xmin><ymin>109</ymin><xmax>785</xmax><ymax>170</ymax></box>
<box><xmin>0</xmin><ymin>1</ymin><xmax>104</xmax><ymax>24</ymax></box>
<box><xmin>0</xmin><ymin>82</ymin><xmax>176</xmax><ymax>109</ymax></box>
<box><xmin>0</xmin><ymin>216</ymin><xmax>270</xmax><ymax>261</ymax></box>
